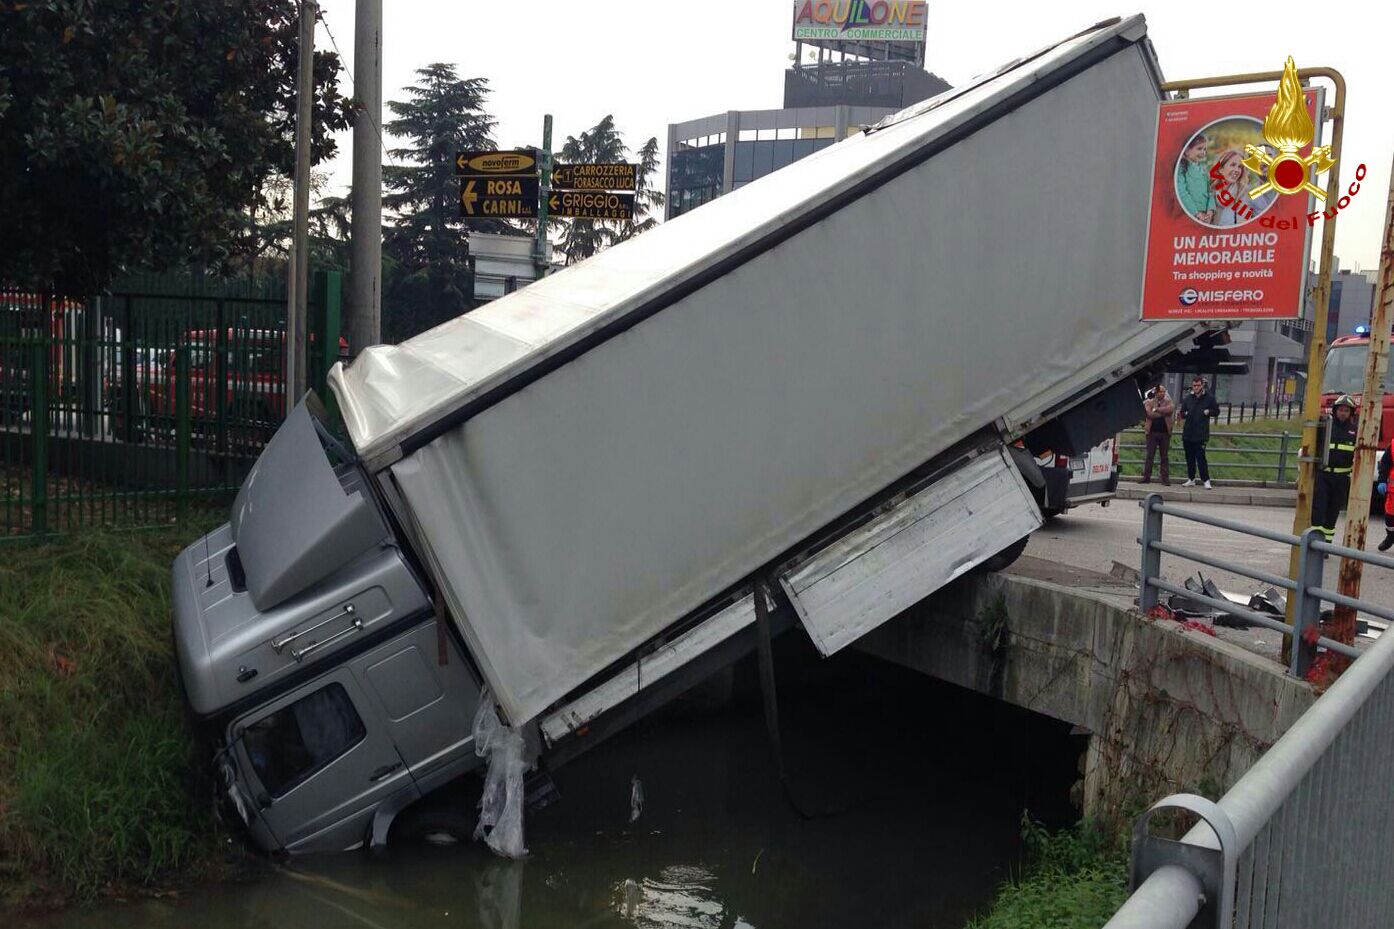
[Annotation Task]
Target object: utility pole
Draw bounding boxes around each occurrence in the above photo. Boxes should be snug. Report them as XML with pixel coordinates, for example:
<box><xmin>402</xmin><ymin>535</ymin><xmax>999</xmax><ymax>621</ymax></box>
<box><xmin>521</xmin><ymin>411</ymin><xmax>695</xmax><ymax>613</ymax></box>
<box><xmin>346</xmin><ymin>0</ymin><xmax>383</xmax><ymax>354</ymax></box>
<box><xmin>1280</xmin><ymin>78</ymin><xmax>1345</xmax><ymax>666</ymax></box>
<box><xmin>534</xmin><ymin>114</ymin><xmax>553</xmax><ymax>276</ymax></box>
<box><xmin>287</xmin><ymin>0</ymin><xmax>315</xmax><ymax>404</ymax></box>
<box><xmin>1328</xmin><ymin>155</ymin><xmax>1394</xmax><ymax>664</ymax></box>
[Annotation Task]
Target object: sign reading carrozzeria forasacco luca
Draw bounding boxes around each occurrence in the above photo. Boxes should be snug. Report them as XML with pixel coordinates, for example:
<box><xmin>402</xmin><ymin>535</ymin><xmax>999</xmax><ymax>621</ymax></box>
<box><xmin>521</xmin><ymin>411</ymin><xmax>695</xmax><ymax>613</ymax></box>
<box><xmin>1140</xmin><ymin>88</ymin><xmax>1323</xmax><ymax>321</ymax></box>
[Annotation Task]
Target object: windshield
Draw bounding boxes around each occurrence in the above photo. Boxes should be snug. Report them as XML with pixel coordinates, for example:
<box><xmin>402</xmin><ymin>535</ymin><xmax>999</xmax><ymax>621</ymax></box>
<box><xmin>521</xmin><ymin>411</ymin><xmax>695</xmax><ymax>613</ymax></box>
<box><xmin>1322</xmin><ymin>344</ymin><xmax>1368</xmax><ymax>396</ymax></box>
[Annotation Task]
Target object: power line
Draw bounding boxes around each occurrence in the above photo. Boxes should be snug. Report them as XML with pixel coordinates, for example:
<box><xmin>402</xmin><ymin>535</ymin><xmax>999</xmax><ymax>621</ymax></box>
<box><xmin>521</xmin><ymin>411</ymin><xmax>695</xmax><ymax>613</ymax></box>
<box><xmin>316</xmin><ymin>8</ymin><xmax>394</xmax><ymax>167</ymax></box>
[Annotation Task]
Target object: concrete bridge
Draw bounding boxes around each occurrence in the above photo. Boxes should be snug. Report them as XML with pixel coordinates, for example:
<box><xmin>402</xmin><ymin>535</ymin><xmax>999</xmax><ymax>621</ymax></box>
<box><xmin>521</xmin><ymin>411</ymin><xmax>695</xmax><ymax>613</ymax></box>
<box><xmin>855</xmin><ymin>554</ymin><xmax>1315</xmax><ymax>820</ymax></box>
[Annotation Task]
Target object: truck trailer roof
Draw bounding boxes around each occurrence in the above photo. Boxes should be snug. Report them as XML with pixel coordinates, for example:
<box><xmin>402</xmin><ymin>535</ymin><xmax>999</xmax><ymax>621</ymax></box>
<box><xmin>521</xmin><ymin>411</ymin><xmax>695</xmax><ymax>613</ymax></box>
<box><xmin>329</xmin><ymin>14</ymin><xmax>1168</xmax><ymax>466</ymax></box>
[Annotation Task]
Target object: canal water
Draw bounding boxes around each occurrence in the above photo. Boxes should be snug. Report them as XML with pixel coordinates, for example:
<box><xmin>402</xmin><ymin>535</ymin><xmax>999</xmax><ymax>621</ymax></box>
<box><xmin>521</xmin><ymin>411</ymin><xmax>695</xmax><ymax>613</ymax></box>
<box><xmin>26</xmin><ymin>648</ymin><xmax>1083</xmax><ymax>929</ymax></box>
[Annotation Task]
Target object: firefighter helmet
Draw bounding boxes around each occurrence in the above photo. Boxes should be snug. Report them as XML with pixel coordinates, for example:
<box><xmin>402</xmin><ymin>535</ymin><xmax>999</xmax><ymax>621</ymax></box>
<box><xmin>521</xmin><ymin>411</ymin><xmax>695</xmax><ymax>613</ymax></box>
<box><xmin>1333</xmin><ymin>394</ymin><xmax>1357</xmax><ymax>412</ymax></box>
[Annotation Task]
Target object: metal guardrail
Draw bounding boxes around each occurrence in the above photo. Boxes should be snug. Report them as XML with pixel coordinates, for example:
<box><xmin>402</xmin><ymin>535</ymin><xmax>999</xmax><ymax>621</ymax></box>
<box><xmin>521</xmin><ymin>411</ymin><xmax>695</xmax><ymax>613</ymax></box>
<box><xmin>1119</xmin><ymin>430</ymin><xmax>1297</xmax><ymax>485</ymax></box>
<box><xmin>1137</xmin><ymin>494</ymin><xmax>1394</xmax><ymax>675</ymax></box>
<box><xmin>1107</xmin><ymin>495</ymin><xmax>1394</xmax><ymax>928</ymax></box>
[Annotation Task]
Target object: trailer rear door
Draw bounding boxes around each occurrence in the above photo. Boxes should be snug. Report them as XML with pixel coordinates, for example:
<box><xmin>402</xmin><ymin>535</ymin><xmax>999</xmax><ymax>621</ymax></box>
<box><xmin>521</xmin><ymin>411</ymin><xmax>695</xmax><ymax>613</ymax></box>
<box><xmin>778</xmin><ymin>447</ymin><xmax>1040</xmax><ymax>655</ymax></box>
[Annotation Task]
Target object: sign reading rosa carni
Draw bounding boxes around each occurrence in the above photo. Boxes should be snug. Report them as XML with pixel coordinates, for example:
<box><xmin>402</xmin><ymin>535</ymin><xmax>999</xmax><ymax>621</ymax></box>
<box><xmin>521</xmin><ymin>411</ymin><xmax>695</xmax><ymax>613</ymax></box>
<box><xmin>791</xmin><ymin>0</ymin><xmax>927</xmax><ymax>42</ymax></box>
<box><xmin>1139</xmin><ymin>86</ymin><xmax>1322</xmax><ymax>321</ymax></box>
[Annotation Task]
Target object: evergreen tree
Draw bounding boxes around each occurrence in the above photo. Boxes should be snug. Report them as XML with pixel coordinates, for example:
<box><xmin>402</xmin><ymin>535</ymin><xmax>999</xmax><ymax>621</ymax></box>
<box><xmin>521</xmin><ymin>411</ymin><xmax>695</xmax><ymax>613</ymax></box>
<box><xmin>556</xmin><ymin>115</ymin><xmax>626</xmax><ymax>265</ymax></box>
<box><xmin>554</xmin><ymin>118</ymin><xmax>665</xmax><ymax>264</ymax></box>
<box><xmin>618</xmin><ymin>136</ymin><xmax>664</xmax><ymax>241</ymax></box>
<box><xmin>382</xmin><ymin>64</ymin><xmax>511</xmax><ymax>337</ymax></box>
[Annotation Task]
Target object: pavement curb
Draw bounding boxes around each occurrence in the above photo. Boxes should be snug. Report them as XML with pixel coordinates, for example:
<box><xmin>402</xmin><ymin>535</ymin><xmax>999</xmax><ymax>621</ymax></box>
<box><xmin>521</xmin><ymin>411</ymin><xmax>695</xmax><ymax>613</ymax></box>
<box><xmin>1116</xmin><ymin>481</ymin><xmax>1295</xmax><ymax>508</ymax></box>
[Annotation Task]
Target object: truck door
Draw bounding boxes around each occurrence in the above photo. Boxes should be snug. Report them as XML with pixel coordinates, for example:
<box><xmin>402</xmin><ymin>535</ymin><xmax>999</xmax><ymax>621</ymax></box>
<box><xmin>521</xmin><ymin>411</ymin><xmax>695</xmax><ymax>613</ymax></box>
<box><xmin>349</xmin><ymin>621</ymin><xmax>483</xmax><ymax>793</ymax></box>
<box><xmin>231</xmin><ymin>666</ymin><xmax>420</xmax><ymax>854</ymax></box>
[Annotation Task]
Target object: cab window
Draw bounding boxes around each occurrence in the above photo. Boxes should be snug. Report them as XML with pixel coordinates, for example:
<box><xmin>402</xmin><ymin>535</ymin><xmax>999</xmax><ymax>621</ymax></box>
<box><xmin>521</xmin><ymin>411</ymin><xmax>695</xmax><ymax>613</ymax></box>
<box><xmin>243</xmin><ymin>683</ymin><xmax>367</xmax><ymax>798</ymax></box>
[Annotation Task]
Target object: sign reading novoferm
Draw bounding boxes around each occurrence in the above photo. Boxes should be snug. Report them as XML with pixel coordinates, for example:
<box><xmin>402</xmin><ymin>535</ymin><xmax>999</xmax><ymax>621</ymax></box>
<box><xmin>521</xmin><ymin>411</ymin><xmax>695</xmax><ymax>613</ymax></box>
<box><xmin>455</xmin><ymin>150</ymin><xmax>538</xmax><ymax>176</ymax></box>
<box><xmin>791</xmin><ymin>0</ymin><xmax>927</xmax><ymax>42</ymax></box>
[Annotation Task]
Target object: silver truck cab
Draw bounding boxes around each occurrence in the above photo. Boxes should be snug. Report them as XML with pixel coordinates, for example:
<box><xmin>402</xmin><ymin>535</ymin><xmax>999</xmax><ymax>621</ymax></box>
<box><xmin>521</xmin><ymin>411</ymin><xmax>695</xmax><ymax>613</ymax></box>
<box><xmin>172</xmin><ymin>397</ymin><xmax>484</xmax><ymax>855</ymax></box>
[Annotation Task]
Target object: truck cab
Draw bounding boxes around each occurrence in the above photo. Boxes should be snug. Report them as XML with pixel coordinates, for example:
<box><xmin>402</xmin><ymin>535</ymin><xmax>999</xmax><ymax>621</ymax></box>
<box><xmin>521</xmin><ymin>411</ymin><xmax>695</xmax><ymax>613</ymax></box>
<box><xmin>173</xmin><ymin>397</ymin><xmax>485</xmax><ymax>855</ymax></box>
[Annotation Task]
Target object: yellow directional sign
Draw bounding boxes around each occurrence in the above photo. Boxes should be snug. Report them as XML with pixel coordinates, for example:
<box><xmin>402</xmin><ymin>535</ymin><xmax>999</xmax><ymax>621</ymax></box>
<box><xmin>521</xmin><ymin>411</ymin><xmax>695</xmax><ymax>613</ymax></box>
<box><xmin>455</xmin><ymin>149</ymin><xmax>538</xmax><ymax>176</ymax></box>
<box><xmin>460</xmin><ymin>176</ymin><xmax>540</xmax><ymax>219</ymax></box>
<box><xmin>546</xmin><ymin>190</ymin><xmax>635</xmax><ymax>221</ymax></box>
<box><xmin>551</xmin><ymin>162</ymin><xmax>639</xmax><ymax>191</ymax></box>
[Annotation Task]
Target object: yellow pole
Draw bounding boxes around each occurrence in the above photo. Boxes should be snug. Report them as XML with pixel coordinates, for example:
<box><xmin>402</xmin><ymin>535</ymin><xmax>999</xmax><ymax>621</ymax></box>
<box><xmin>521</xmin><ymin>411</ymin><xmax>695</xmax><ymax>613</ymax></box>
<box><xmin>1159</xmin><ymin>68</ymin><xmax>1345</xmax><ymax>668</ymax></box>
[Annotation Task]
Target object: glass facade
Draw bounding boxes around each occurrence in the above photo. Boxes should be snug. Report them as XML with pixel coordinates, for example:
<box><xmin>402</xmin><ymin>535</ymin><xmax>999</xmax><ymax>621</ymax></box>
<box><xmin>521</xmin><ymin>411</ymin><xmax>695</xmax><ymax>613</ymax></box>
<box><xmin>668</xmin><ymin>136</ymin><xmax>725</xmax><ymax>220</ymax></box>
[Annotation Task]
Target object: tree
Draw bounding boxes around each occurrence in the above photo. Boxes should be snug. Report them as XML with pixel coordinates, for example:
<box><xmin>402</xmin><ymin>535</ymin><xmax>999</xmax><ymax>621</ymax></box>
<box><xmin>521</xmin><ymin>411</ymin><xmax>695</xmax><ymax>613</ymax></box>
<box><xmin>382</xmin><ymin>63</ymin><xmax>513</xmax><ymax>338</ymax></box>
<box><xmin>554</xmin><ymin>117</ymin><xmax>664</xmax><ymax>264</ymax></box>
<box><xmin>0</xmin><ymin>1</ymin><xmax>352</xmax><ymax>291</ymax></box>
<box><xmin>556</xmin><ymin>115</ymin><xmax>626</xmax><ymax>265</ymax></box>
<box><xmin>618</xmin><ymin>136</ymin><xmax>664</xmax><ymax>241</ymax></box>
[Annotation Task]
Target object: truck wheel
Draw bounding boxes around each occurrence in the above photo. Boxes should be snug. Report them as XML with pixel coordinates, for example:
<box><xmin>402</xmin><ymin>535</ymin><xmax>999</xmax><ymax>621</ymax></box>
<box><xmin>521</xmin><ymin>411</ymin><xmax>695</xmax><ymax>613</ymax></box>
<box><xmin>390</xmin><ymin>806</ymin><xmax>475</xmax><ymax>847</ymax></box>
<box><xmin>977</xmin><ymin>535</ymin><xmax>1030</xmax><ymax>574</ymax></box>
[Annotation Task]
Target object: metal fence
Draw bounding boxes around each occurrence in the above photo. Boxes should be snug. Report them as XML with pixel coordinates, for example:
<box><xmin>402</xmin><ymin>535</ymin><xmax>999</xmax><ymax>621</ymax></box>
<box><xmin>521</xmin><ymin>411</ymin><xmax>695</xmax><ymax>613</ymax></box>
<box><xmin>1213</xmin><ymin>400</ymin><xmax>1300</xmax><ymax>425</ymax></box>
<box><xmin>0</xmin><ymin>271</ymin><xmax>342</xmax><ymax>541</ymax></box>
<box><xmin>1106</xmin><ymin>495</ymin><xmax>1394</xmax><ymax>927</ymax></box>
<box><xmin>1119</xmin><ymin>430</ymin><xmax>1297</xmax><ymax>485</ymax></box>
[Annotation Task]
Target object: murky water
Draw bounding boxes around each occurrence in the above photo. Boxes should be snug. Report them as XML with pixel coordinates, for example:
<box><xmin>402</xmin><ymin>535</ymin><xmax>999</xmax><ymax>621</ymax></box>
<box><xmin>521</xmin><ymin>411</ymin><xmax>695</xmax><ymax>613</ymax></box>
<box><xmin>24</xmin><ymin>649</ymin><xmax>1083</xmax><ymax>929</ymax></box>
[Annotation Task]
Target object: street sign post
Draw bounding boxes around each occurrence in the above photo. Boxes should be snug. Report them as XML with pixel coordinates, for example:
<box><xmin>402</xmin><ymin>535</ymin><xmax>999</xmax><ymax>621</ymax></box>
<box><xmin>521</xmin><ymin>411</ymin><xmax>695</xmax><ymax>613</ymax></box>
<box><xmin>456</xmin><ymin>150</ymin><xmax>538</xmax><ymax>176</ymax></box>
<box><xmin>546</xmin><ymin>190</ymin><xmax>635</xmax><ymax>221</ymax></box>
<box><xmin>551</xmin><ymin>163</ymin><xmax>639</xmax><ymax>191</ymax></box>
<box><xmin>460</xmin><ymin>176</ymin><xmax>540</xmax><ymax>219</ymax></box>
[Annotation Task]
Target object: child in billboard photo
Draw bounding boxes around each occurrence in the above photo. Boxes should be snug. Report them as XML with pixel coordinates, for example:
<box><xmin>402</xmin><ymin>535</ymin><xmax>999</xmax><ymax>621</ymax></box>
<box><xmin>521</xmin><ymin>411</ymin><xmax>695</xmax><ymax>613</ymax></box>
<box><xmin>1212</xmin><ymin>148</ymin><xmax>1276</xmax><ymax>227</ymax></box>
<box><xmin>1175</xmin><ymin>134</ymin><xmax>1215</xmax><ymax>224</ymax></box>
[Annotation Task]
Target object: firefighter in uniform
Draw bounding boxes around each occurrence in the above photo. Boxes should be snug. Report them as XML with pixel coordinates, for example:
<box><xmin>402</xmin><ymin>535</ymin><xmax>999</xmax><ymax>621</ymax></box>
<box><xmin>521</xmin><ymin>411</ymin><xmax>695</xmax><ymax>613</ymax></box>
<box><xmin>1313</xmin><ymin>394</ymin><xmax>1357</xmax><ymax>543</ymax></box>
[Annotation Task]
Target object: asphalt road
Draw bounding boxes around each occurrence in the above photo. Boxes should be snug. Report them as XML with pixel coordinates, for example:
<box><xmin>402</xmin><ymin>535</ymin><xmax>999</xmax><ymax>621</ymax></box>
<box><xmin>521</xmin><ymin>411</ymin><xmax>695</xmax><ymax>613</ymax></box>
<box><xmin>1024</xmin><ymin>498</ymin><xmax>1394</xmax><ymax>622</ymax></box>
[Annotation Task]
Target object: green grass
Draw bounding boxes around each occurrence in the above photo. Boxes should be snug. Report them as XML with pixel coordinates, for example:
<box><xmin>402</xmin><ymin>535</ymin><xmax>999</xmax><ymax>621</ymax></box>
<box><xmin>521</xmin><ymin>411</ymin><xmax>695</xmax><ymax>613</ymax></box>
<box><xmin>965</xmin><ymin>818</ymin><xmax>1129</xmax><ymax>929</ymax></box>
<box><xmin>0</xmin><ymin>518</ymin><xmax>238</xmax><ymax>909</ymax></box>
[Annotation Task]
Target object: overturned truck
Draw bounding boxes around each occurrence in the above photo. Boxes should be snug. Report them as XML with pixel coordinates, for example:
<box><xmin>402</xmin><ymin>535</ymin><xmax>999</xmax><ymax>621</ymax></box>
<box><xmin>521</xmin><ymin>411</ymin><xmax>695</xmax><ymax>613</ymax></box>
<box><xmin>173</xmin><ymin>15</ymin><xmax>1227</xmax><ymax>855</ymax></box>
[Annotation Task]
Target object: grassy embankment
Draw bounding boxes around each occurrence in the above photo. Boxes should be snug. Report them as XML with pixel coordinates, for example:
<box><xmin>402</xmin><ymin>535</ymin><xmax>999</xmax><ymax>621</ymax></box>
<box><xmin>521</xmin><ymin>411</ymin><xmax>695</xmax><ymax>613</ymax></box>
<box><xmin>1120</xmin><ymin>415</ymin><xmax>1304</xmax><ymax>484</ymax></box>
<box><xmin>0</xmin><ymin>519</ymin><xmax>242</xmax><ymax>910</ymax></box>
<box><xmin>965</xmin><ymin>819</ymin><xmax>1129</xmax><ymax>929</ymax></box>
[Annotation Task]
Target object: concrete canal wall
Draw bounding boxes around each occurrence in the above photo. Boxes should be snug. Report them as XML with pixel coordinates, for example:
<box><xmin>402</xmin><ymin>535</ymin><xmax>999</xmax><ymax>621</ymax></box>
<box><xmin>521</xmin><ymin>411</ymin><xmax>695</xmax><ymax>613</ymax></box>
<box><xmin>855</xmin><ymin>562</ymin><xmax>1315</xmax><ymax>820</ymax></box>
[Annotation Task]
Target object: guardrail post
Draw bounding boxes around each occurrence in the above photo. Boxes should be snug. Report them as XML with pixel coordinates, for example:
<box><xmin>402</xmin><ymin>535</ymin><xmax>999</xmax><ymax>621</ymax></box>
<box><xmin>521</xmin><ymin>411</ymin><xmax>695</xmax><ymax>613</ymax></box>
<box><xmin>1130</xmin><ymin>794</ymin><xmax>1237</xmax><ymax>928</ymax></box>
<box><xmin>1139</xmin><ymin>493</ymin><xmax>1164</xmax><ymax>612</ymax></box>
<box><xmin>30</xmin><ymin>340</ymin><xmax>49</xmax><ymax>538</ymax></box>
<box><xmin>1277</xmin><ymin>431</ymin><xmax>1291</xmax><ymax>484</ymax></box>
<box><xmin>175</xmin><ymin>344</ymin><xmax>190</xmax><ymax>522</ymax></box>
<box><xmin>1289</xmin><ymin>527</ymin><xmax>1326</xmax><ymax>678</ymax></box>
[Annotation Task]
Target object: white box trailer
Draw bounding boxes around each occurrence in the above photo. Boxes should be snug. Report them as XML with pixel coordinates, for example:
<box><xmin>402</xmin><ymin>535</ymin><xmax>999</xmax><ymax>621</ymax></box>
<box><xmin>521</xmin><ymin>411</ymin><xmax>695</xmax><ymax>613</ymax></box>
<box><xmin>173</xmin><ymin>14</ymin><xmax>1222</xmax><ymax>854</ymax></box>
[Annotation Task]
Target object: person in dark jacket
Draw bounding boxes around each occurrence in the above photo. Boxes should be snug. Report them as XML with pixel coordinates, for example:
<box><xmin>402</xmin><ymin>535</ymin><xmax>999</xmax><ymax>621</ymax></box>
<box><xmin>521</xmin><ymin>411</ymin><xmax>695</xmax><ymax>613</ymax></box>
<box><xmin>1177</xmin><ymin>376</ymin><xmax>1221</xmax><ymax>488</ymax></box>
<box><xmin>1313</xmin><ymin>394</ymin><xmax>1357</xmax><ymax>542</ymax></box>
<box><xmin>1140</xmin><ymin>383</ymin><xmax>1174</xmax><ymax>484</ymax></box>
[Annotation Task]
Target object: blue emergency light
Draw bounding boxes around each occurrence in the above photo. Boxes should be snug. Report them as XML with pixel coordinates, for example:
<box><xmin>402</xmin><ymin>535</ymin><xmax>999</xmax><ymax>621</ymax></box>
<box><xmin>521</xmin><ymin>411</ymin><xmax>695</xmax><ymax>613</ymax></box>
<box><xmin>1355</xmin><ymin>324</ymin><xmax>1371</xmax><ymax>336</ymax></box>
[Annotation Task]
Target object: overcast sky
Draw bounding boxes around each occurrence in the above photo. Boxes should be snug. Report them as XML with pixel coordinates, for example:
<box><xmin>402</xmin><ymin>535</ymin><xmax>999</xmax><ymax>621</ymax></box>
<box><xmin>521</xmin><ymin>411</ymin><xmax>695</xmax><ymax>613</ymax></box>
<box><xmin>312</xmin><ymin>0</ymin><xmax>1392</xmax><ymax>272</ymax></box>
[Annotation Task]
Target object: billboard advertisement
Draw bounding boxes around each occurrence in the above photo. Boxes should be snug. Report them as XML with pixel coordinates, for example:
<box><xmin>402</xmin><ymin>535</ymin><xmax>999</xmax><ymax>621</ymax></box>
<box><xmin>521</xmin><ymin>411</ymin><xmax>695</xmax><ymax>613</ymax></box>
<box><xmin>791</xmin><ymin>1</ymin><xmax>928</xmax><ymax>43</ymax></box>
<box><xmin>1139</xmin><ymin>89</ymin><xmax>1321</xmax><ymax>321</ymax></box>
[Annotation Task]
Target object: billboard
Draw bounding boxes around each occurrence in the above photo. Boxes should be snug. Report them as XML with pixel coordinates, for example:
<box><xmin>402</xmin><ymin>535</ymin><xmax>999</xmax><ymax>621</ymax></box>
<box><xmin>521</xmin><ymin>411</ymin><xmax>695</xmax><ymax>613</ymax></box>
<box><xmin>1139</xmin><ymin>90</ymin><xmax>1320</xmax><ymax>321</ymax></box>
<box><xmin>791</xmin><ymin>0</ymin><xmax>928</xmax><ymax>43</ymax></box>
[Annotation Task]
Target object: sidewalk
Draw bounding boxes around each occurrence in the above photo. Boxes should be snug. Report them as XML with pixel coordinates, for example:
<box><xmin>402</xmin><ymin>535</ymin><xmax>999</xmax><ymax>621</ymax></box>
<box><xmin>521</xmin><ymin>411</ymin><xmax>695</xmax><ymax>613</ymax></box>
<box><xmin>1115</xmin><ymin>480</ymin><xmax>1295</xmax><ymax>508</ymax></box>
